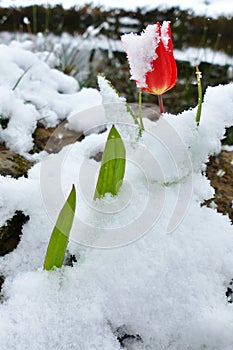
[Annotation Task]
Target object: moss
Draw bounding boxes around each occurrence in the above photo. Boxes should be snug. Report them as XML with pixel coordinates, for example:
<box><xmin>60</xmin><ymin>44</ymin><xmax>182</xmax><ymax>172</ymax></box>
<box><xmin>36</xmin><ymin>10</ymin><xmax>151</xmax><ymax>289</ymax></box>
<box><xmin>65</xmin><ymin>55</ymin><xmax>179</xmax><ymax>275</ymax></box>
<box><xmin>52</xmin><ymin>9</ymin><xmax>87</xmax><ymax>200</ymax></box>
<box><xmin>0</xmin><ymin>151</ymin><xmax>32</xmax><ymax>178</ymax></box>
<box><xmin>11</xmin><ymin>154</ymin><xmax>32</xmax><ymax>178</ymax></box>
<box><xmin>223</xmin><ymin>126</ymin><xmax>233</xmax><ymax>145</ymax></box>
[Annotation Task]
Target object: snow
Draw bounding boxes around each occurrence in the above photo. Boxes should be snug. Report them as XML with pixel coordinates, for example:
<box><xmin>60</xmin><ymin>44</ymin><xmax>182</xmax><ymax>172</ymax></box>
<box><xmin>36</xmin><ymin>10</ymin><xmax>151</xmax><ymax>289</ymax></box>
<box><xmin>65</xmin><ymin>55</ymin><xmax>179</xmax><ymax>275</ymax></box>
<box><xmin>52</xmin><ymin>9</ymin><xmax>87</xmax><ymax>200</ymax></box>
<box><xmin>222</xmin><ymin>145</ymin><xmax>233</xmax><ymax>152</ymax></box>
<box><xmin>0</xmin><ymin>43</ymin><xmax>104</xmax><ymax>154</ymax></box>
<box><xmin>121</xmin><ymin>21</ymin><xmax>173</xmax><ymax>89</ymax></box>
<box><xmin>0</xmin><ymin>9</ymin><xmax>232</xmax><ymax>350</ymax></box>
<box><xmin>121</xmin><ymin>23</ymin><xmax>161</xmax><ymax>89</ymax></box>
<box><xmin>97</xmin><ymin>74</ymin><xmax>138</xmax><ymax>139</ymax></box>
<box><xmin>160</xmin><ymin>20</ymin><xmax>170</xmax><ymax>50</ymax></box>
<box><xmin>1</xmin><ymin>0</ymin><xmax>233</xmax><ymax>18</ymax></box>
<box><xmin>5</xmin><ymin>30</ymin><xmax>233</xmax><ymax>74</ymax></box>
<box><xmin>121</xmin><ymin>25</ymin><xmax>157</xmax><ymax>88</ymax></box>
<box><xmin>174</xmin><ymin>46</ymin><xmax>233</xmax><ymax>67</ymax></box>
<box><xmin>0</xmin><ymin>175</ymin><xmax>231</xmax><ymax>349</ymax></box>
<box><xmin>0</xmin><ymin>31</ymin><xmax>232</xmax><ymax>77</ymax></box>
<box><xmin>119</xmin><ymin>17</ymin><xmax>140</xmax><ymax>26</ymax></box>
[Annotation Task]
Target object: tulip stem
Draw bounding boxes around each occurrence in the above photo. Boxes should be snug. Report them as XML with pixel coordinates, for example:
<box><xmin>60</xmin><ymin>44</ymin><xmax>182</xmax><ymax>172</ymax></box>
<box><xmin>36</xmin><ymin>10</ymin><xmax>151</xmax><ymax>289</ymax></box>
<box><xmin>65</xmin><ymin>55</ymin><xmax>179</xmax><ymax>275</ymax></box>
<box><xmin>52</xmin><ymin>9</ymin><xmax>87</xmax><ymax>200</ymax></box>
<box><xmin>138</xmin><ymin>89</ymin><xmax>144</xmax><ymax>135</ymax></box>
<box><xmin>195</xmin><ymin>65</ymin><xmax>202</xmax><ymax>126</ymax></box>
<box><xmin>158</xmin><ymin>94</ymin><xmax>165</xmax><ymax>114</ymax></box>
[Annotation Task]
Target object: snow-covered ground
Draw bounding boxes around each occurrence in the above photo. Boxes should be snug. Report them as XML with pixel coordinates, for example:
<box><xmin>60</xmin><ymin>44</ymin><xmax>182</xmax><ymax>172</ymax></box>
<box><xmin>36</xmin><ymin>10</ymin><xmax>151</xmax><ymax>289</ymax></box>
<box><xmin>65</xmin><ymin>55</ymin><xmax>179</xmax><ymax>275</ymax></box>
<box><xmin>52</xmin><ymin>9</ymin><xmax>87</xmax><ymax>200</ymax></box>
<box><xmin>0</xmin><ymin>37</ymin><xmax>232</xmax><ymax>349</ymax></box>
<box><xmin>0</xmin><ymin>0</ymin><xmax>233</xmax><ymax>18</ymax></box>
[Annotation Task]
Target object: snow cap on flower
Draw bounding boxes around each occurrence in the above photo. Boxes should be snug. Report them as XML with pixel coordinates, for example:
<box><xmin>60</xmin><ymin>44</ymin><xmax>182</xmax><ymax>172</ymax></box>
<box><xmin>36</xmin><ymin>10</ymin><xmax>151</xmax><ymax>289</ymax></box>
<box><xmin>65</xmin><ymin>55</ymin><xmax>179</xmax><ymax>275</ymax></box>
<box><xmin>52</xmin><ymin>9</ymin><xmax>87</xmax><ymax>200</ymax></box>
<box><xmin>121</xmin><ymin>21</ymin><xmax>177</xmax><ymax>95</ymax></box>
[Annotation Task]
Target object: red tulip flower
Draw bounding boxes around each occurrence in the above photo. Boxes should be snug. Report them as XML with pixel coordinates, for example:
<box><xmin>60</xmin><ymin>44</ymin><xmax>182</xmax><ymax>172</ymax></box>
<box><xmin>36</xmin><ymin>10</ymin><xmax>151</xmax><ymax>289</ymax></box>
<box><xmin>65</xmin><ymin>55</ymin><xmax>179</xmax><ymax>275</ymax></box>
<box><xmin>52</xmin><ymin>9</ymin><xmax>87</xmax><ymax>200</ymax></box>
<box><xmin>121</xmin><ymin>21</ymin><xmax>177</xmax><ymax>113</ymax></box>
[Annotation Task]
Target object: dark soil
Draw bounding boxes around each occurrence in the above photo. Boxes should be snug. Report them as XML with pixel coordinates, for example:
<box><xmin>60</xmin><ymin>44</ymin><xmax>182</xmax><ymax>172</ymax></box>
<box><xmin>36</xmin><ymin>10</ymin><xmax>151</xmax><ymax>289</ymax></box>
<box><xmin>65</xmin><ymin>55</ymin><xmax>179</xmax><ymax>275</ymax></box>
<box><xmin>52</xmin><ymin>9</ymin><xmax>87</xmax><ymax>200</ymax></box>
<box><xmin>205</xmin><ymin>150</ymin><xmax>233</xmax><ymax>222</ymax></box>
<box><xmin>0</xmin><ymin>211</ymin><xmax>29</xmax><ymax>256</ymax></box>
<box><xmin>0</xmin><ymin>276</ymin><xmax>4</xmax><ymax>294</ymax></box>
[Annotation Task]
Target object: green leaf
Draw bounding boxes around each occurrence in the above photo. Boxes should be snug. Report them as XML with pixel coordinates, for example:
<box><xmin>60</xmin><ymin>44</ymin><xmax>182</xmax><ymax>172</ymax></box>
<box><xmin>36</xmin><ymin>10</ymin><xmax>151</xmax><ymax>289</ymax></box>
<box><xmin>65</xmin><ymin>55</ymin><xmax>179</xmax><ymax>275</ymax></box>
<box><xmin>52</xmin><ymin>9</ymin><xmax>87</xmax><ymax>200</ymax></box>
<box><xmin>43</xmin><ymin>185</ymin><xmax>76</xmax><ymax>271</ymax></box>
<box><xmin>94</xmin><ymin>125</ymin><xmax>126</xmax><ymax>199</ymax></box>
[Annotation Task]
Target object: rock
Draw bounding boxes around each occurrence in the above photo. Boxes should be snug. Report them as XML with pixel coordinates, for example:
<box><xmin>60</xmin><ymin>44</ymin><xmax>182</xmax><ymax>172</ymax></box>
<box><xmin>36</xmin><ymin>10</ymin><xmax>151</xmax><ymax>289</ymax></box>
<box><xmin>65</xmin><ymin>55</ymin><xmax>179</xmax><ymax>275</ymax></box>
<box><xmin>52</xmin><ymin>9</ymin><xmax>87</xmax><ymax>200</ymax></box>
<box><xmin>114</xmin><ymin>325</ymin><xmax>143</xmax><ymax>348</ymax></box>
<box><xmin>0</xmin><ymin>211</ymin><xmax>29</xmax><ymax>256</ymax></box>
<box><xmin>0</xmin><ymin>149</ymin><xmax>32</xmax><ymax>178</ymax></box>
<box><xmin>90</xmin><ymin>151</ymin><xmax>103</xmax><ymax>162</ymax></box>
<box><xmin>32</xmin><ymin>122</ymin><xmax>84</xmax><ymax>154</ymax></box>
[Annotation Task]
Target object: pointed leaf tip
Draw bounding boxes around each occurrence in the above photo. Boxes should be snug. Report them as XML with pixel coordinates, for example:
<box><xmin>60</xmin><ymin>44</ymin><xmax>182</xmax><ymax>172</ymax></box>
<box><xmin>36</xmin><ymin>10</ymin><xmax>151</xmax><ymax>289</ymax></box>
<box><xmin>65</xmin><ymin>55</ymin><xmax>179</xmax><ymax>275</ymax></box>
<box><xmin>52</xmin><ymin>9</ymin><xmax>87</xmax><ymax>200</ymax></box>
<box><xmin>94</xmin><ymin>125</ymin><xmax>126</xmax><ymax>200</ymax></box>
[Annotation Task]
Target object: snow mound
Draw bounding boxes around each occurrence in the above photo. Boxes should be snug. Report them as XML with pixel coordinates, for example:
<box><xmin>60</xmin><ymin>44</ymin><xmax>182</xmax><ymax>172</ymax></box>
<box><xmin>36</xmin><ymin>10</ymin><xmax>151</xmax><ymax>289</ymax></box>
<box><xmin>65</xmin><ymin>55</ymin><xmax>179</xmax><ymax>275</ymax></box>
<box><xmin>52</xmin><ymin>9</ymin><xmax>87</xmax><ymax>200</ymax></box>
<box><xmin>0</xmin><ymin>79</ymin><xmax>233</xmax><ymax>349</ymax></box>
<box><xmin>0</xmin><ymin>44</ymin><xmax>103</xmax><ymax>154</ymax></box>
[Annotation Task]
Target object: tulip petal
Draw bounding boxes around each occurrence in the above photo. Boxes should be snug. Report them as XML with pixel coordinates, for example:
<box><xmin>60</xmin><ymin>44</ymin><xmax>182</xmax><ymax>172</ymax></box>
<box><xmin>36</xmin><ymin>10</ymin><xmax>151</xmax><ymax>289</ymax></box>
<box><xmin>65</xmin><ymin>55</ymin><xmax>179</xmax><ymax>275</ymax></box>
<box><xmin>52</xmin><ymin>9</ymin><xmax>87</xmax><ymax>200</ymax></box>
<box><xmin>122</xmin><ymin>21</ymin><xmax>177</xmax><ymax>96</ymax></box>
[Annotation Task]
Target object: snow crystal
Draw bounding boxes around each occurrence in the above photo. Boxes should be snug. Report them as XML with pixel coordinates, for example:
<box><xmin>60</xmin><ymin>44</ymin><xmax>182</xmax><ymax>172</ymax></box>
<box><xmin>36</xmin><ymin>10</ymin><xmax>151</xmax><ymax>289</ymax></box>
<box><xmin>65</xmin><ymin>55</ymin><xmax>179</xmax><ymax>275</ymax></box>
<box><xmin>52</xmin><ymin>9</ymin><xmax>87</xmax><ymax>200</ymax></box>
<box><xmin>160</xmin><ymin>20</ymin><xmax>170</xmax><ymax>50</ymax></box>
